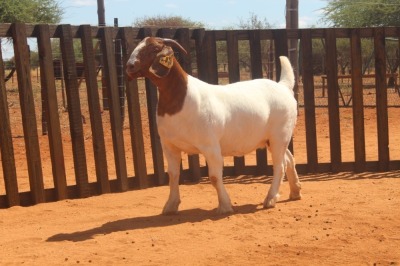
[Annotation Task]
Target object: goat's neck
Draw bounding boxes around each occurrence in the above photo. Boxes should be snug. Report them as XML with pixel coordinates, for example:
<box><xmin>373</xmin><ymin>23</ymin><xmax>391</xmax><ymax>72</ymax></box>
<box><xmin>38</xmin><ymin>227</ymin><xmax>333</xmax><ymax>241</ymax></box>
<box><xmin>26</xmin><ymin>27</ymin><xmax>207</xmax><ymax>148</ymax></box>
<box><xmin>152</xmin><ymin>58</ymin><xmax>188</xmax><ymax>117</ymax></box>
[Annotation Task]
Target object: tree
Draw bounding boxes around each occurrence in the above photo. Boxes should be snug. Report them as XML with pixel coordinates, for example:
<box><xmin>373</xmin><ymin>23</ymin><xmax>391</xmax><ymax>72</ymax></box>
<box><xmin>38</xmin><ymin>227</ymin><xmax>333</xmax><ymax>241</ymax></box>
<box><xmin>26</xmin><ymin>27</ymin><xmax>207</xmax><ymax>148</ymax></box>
<box><xmin>0</xmin><ymin>0</ymin><xmax>63</xmax><ymax>23</ymax></box>
<box><xmin>132</xmin><ymin>15</ymin><xmax>204</xmax><ymax>28</ymax></box>
<box><xmin>1</xmin><ymin>0</ymin><xmax>63</xmax><ymax>68</ymax></box>
<box><xmin>237</xmin><ymin>13</ymin><xmax>273</xmax><ymax>29</ymax></box>
<box><xmin>321</xmin><ymin>0</ymin><xmax>400</xmax><ymax>27</ymax></box>
<box><xmin>234</xmin><ymin>13</ymin><xmax>273</xmax><ymax>77</ymax></box>
<box><xmin>321</xmin><ymin>0</ymin><xmax>400</xmax><ymax>84</ymax></box>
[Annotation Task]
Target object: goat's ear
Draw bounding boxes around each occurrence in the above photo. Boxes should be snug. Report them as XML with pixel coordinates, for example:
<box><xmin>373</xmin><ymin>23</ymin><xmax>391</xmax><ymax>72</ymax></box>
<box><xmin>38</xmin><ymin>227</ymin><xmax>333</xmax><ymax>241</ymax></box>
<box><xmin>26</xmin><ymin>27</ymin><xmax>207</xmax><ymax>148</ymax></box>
<box><xmin>150</xmin><ymin>46</ymin><xmax>174</xmax><ymax>78</ymax></box>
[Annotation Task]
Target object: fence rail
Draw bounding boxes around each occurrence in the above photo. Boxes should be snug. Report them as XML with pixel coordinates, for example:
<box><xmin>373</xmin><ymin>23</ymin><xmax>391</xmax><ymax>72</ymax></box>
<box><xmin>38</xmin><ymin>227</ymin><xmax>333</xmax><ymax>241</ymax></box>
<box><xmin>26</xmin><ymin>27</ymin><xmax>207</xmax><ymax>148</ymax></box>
<box><xmin>1</xmin><ymin>23</ymin><xmax>400</xmax><ymax>208</ymax></box>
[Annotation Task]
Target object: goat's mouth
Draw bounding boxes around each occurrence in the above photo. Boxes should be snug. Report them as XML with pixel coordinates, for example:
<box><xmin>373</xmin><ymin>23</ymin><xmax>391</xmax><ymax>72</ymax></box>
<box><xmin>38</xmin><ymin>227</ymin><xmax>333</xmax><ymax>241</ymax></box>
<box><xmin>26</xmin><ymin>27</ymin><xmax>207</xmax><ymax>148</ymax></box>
<box><xmin>126</xmin><ymin>69</ymin><xmax>142</xmax><ymax>81</ymax></box>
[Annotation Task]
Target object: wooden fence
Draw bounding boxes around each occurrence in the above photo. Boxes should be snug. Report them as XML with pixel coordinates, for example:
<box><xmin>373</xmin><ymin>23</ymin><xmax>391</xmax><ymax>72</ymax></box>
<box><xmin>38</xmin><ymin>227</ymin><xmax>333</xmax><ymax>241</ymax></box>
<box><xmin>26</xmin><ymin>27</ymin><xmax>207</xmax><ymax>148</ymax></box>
<box><xmin>0</xmin><ymin>23</ymin><xmax>400</xmax><ymax>208</ymax></box>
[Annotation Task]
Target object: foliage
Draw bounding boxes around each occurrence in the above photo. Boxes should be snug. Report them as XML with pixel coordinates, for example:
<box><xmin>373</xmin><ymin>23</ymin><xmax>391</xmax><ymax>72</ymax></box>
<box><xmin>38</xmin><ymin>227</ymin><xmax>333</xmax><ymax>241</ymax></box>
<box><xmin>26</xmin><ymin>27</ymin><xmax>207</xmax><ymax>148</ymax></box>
<box><xmin>0</xmin><ymin>0</ymin><xmax>63</xmax><ymax>23</ymax></box>
<box><xmin>314</xmin><ymin>1</ymin><xmax>400</xmax><ymax>75</ymax></box>
<box><xmin>132</xmin><ymin>15</ymin><xmax>204</xmax><ymax>28</ymax></box>
<box><xmin>50</xmin><ymin>38</ymin><xmax>85</xmax><ymax>63</ymax></box>
<box><xmin>237</xmin><ymin>13</ymin><xmax>273</xmax><ymax>30</ymax></box>
<box><xmin>321</xmin><ymin>0</ymin><xmax>400</xmax><ymax>27</ymax></box>
<box><xmin>0</xmin><ymin>0</ymin><xmax>63</xmax><ymax>67</ymax></box>
<box><xmin>235</xmin><ymin>13</ymin><xmax>273</xmax><ymax>74</ymax></box>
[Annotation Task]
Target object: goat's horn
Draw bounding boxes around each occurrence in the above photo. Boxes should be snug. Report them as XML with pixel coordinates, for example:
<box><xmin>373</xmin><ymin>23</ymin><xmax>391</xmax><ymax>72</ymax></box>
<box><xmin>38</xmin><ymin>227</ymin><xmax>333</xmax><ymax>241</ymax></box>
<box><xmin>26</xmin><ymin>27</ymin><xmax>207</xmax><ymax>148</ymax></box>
<box><xmin>162</xmin><ymin>38</ymin><xmax>188</xmax><ymax>55</ymax></box>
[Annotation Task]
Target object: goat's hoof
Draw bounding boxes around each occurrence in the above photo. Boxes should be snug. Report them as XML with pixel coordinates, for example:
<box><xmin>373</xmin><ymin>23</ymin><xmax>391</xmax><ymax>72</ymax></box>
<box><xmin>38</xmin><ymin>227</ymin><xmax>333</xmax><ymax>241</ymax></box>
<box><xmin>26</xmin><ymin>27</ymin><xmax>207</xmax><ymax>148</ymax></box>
<box><xmin>289</xmin><ymin>192</ymin><xmax>302</xmax><ymax>201</ymax></box>
<box><xmin>263</xmin><ymin>197</ymin><xmax>277</xmax><ymax>209</ymax></box>
<box><xmin>162</xmin><ymin>200</ymin><xmax>180</xmax><ymax>215</ymax></box>
<box><xmin>216</xmin><ymin>205</ymin><xmax>234</xmax><ymax>214</ymax></box>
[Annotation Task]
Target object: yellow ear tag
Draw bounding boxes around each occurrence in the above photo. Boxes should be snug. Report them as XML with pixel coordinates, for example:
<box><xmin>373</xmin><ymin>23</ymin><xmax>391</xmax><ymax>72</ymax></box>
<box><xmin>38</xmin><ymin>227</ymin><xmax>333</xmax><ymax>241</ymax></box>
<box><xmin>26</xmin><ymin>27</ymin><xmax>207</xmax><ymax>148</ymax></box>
<box><xmin>159</xmin><ymin>55</ymin><xmax>173</xmax><ymax>69</ymax></box>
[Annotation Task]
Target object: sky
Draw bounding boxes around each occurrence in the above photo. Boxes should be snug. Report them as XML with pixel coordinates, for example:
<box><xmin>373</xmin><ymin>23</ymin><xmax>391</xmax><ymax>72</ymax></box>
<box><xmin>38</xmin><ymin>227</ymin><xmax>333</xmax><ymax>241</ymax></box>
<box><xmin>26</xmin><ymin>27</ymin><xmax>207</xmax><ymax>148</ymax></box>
<box><xmin>1</xmin><ymin>0</ymin><xmax>328</xmax><ymax>59</ymax></box>
<box><xmin>60</xmin><ymin>0</ymin><xmax>328</xmax><ymax>28</ymax></box>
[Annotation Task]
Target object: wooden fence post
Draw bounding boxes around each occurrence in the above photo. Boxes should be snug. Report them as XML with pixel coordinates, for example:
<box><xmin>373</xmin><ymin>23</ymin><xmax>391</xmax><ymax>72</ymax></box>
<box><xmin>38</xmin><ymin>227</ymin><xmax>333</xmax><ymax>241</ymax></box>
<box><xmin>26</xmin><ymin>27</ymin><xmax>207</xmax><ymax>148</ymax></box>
<box><xmin>58</xmin><ymin>24</ymin><xmax>91</xmax><ymax>198</ymax></box>
<box><xmin>79</xmin><ymin>25</ymin><xmax>110</xmax><ymax>194</ymax></box>
<box><xmin>325</xmin><ymin>29</ymin><xmax>342</xmax><ymax>172</ymax></box>
<box><xmin>36</xmin><ymin>24</ymin><xmax>68</xmax><ymax>200</ymax></box>
<box><xmin>374</xmin><ymin>27</ymin><xmax>390</xmax><ymax>171</ymax></box>
<box><xmin>100</xmin><ymin>27</ymin><xmax>129</xmax><ymax>191</ymax></box>
<box><xmin>350</xmin><ymin>28</ymin><xmax>366</xmax><ymax>173</ymax></box>
<box><xmin>300</xmin><ymin>29</ymin><xmax>319</xmax><ymax>173</ymax></box>
<box><xmin>0</xmin><ymin>39</ymin><xmax>19</xmax><ymax>207</ymax></box>
<box><xmin>12</xmin><ymin>23</ymin><xmax>45</xmax><ymax>204</ymax></box>
<box><xmin>194</xmin><ymin>29</ymin><xmax>218</xmax><ymax>84</ymax></box>
<box><xmin>120</xmin><ymin>26</ymin><xmax>149</xmax><ymax>189</ymax></box>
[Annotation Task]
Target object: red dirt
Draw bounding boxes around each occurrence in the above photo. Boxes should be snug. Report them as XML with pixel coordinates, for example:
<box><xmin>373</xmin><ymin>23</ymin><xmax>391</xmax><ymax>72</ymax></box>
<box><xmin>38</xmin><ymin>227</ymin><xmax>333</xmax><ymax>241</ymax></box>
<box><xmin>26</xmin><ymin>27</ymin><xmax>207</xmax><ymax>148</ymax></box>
<box><xmin>1</xmin><ymin>79</ymin><xmax>400</xmax><ymax>265</ymax></box>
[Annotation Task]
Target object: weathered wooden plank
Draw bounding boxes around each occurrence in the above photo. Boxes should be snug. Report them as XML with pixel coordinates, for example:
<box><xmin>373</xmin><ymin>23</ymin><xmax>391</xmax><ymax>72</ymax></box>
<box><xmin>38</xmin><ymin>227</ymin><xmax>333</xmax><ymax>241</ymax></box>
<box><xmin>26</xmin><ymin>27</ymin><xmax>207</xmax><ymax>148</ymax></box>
<box><xmin>59</xmin><ymin>24</ymin><xmax>91</xmax><ymax>198</ymax></box>
<box><xmin>0</xmin><ymin>23</ymin><xmax>11</xmax><ymax>36</ymax></box>
<box><xmin>11</xmin><ymin>23</ymin><xmax>45</xmax><ymax>204</ymax></box>
<box><xmin>273</xmin><ymin>29</ymin><xmax>289</xmax><ymax>81</ymax></box>
<box><xmin>273</xmin><ymin>29</ymin><xmax>295</xmax><ymax>157</ymax></box>
<box><xmin>226</xmin><ymin>31</ymin><xmax>245</xmax><ymax>174</ymax></box>
<box><xmin>205</xmin><ymin>31</ymin><xmax>219</xmax><ymax>85</ymax></box>
<box><xmin>0</xmin><ymin>40</ymin><xmax>20</xmax><ymax>207</ymax></box>
<box><xmin>324</xmin><ymin>29</ymin><xmax>342</xmax><ymax>172</ymax></box>
<box><xmin>114</xmin><ymin>26</ymin><xmax>125</xmax><ymax>124</ymax></box>
<box><xmin>2</xmin><ymin>26</ymin><xmax>400</xmax><ymax>41</ymax></box>
<box><xmin>194</xmin><ymin>29</ymin><xmax>207</xmax><ymax>81</ymax></box>
<box><xmin>226</xmin><ymin>31</ymin><xmax>240</xmax><ymax>82</ymax></box>
<box><xmin>249</xmin><ymin>30</ymin><xmax>263</xmax><ymax>79</ymax></box>
<box><xmin>120</xmin><ymin>27</ymin><xmax>149</xmax><ymax>189</ymax></box>
<box><xmin>36</xmin><ymin>24</ymin><xmax>68</xmax><ymax>200</ymax></box>
<box><xmin>175</xmin><ymin>28</ymin><xmax>192</xmax><ymax>72</ymax></box>
<box><xmin>350</xmin><ymin>28</ymin><xmax>366</xmax><ymax>173</ymax></box>
<box><xmin>374</xmin><ymin>27</ymin><xmax>390</xmax><ymax>171</ymax></box>
<box><xmin>175</xmin><ymin>28</ymin><xmax>201</xmax><ymax>183</ymax></box>
<box><xmin>100</xmin><ymin>27</ymin><xmax>129</xmax><ymax>191</ymax></box>
<box><xmin>249</xmin><ymin>30</ymin><xmax>268</xmax><ymax>174</ymax></box>
<box><xmin>300</xmin><ymin>29</ymin><xmax>318</xmax><ymax>173</ymax></box>
<box><xmin>157</xmin><ymin>28</ymin><xmax>176</xmax><ymax>39</ymax></box>
<box><xmin>194</xmin><ymin>29</ymin><xmax>218</xmax><ymax>85</ymax></box>
<box><xmin>79</xmin><ymin>25</ymin><xmax>110</xmax><ymax>193</ymax></box>
<box><xmin>141</xmin><ymin>28</ymin><xmax>166</xmax><ymax>186</ymax></box>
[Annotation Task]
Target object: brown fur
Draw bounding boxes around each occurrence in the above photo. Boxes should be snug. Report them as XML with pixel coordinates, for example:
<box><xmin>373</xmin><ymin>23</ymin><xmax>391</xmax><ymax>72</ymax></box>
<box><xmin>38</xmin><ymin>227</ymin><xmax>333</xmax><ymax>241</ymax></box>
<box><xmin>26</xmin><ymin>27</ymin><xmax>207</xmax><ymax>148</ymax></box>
<box><xmin>152</xmin><ymin>57</ymin><xmax>188</xmax><ymax>117</ymax></box>
<box><xmin>128</xmin><ymin>37</ymin><xmax>188</xmax><ymax>117</ymax></box>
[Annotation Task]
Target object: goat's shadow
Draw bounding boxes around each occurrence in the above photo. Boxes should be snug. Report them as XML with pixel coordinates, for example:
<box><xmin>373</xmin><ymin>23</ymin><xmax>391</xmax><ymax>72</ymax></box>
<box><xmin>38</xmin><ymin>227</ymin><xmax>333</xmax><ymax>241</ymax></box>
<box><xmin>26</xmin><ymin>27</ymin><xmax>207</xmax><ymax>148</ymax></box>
<box><xmin>46</xmin><ymin>204</ymin><xmax>264</xmax><ymax>243</ymax></box>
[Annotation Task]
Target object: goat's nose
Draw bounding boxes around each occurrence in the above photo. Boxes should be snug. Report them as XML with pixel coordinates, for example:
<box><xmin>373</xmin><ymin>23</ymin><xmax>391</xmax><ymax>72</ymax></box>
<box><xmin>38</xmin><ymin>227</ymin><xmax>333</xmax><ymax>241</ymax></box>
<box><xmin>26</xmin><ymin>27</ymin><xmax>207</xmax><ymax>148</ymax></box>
<box><xmin>126</xmin><ymin>63</ymin><xmax>135</xmax><ymax>73</ymax></box>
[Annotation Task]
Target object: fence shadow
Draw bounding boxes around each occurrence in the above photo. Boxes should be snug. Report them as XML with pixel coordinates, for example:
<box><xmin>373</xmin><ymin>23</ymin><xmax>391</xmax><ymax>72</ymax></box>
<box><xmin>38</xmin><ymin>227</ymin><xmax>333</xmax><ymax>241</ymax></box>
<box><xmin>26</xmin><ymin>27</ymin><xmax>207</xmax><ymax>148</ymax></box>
<box><xmin>46</xmin><ymin>203</ymin><xmax>263</xmax><ymax>243</ymax></box>
<box><xmin>203</xmin><ymin>170</ymin><xmax>400</xmax><ymax>185</ymax></box>
<box><xmin>299</xmin><ymin>170</ymin><xmax>400</xmax><ymax>182</ymax></box>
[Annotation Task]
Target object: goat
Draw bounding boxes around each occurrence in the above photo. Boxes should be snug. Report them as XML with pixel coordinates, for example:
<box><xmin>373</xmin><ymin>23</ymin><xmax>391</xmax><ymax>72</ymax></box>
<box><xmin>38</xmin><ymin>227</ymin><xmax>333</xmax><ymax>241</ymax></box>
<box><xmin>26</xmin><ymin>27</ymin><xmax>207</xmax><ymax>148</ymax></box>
<box><xmin>126</xmin><ymin>37</ymin><xmax>301</xmax><ymax>214</ymax></box>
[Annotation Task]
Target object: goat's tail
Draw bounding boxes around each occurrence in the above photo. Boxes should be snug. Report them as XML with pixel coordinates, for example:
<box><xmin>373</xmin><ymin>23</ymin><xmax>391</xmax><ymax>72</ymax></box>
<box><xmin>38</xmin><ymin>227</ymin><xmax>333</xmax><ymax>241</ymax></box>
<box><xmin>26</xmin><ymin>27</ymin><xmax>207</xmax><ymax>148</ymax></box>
<box><xmin>278</xmin><ymin>56</ymin><xmax>295</xmax><ymax>92</ymax></box>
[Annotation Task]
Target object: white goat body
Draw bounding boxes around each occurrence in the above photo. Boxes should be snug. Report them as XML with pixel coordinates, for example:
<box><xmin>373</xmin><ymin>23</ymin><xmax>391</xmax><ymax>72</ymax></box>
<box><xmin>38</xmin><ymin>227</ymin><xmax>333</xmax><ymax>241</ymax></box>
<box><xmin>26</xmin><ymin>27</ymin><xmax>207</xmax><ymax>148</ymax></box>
<box><xmin>126</xmin><ymin>37</ymin><xmax>301</xmax><ymax>214</ymax></box>
<box><xmin>157</xmin><ymin>76</ymin><xmax>297</xmax><ymax>157</ymax></box>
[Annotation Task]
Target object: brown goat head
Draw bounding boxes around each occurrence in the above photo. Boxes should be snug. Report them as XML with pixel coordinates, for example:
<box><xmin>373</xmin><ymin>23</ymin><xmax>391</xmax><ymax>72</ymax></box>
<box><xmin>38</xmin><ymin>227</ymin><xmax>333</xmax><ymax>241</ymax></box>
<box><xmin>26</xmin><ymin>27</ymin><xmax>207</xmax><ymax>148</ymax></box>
<box><xmin>126</xmin><ymin>37</ymin><xmax>187</xmax><ymax>80</ymax></box>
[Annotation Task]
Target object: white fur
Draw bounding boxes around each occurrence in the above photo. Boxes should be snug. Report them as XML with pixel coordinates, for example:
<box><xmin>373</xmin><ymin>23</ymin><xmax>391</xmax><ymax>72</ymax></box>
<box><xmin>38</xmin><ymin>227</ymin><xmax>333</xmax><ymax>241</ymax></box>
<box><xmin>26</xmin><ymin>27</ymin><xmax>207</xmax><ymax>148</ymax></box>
<box><xmin>127</xmin><ymin>40</ymin><xmax>301</xmax><ymax>214</ymax></box>
<box><xmin>158</xmin><ymin>56</ymin><xmax>301</xmax><ymax>214</ymax></box>
<box><xmin>127</xmin><ymin>38</ymin><xmax>147</xmax><ymax>66</ymax></box>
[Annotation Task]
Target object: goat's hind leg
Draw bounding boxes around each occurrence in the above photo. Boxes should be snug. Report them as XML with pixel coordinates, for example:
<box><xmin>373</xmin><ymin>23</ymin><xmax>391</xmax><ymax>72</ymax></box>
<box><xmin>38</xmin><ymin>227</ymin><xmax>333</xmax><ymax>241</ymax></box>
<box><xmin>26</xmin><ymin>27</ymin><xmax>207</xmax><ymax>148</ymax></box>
<box><xmin>285</xmin><ymin>149</ymin><xmax>302</xmax><ymax>201</ymax></box>
<box><xmin>162</xmin><ymin>145</ymin><xmax>182</xmax><ymax>215</ymax></box>
<box><xmin>264</xmin><ymin>143</ymin><xmax>286</xmax><ymax>209</ymax></box>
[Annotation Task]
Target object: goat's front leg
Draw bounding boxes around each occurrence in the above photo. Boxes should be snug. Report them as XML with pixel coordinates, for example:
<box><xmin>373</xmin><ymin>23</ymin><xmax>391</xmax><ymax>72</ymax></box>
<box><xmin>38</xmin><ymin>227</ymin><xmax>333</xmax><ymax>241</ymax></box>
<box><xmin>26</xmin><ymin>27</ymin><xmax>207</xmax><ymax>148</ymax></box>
<box><xmin>203</xmin><ymin>147</ymin><xmax>233</xmax><ymax>214</ymax></box>
<box><xmin>162</xmin><ymin>145</ymin><xmax>182</xmax><ymax>215</ymax></box>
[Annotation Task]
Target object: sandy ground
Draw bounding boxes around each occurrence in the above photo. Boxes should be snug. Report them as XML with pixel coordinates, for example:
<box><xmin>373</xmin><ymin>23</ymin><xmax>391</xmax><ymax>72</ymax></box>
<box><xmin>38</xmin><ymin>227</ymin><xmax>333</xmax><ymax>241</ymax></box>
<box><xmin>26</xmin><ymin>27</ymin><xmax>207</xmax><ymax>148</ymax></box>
<box><xmin>1</xmin><ymin>79</ymin><xmax>400</xmax><ymax>265</ymax></box>
<box><xmin>1</xmin><ymin>172</ymin><xmax>400</xmax><ymax>265</ymax></box>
